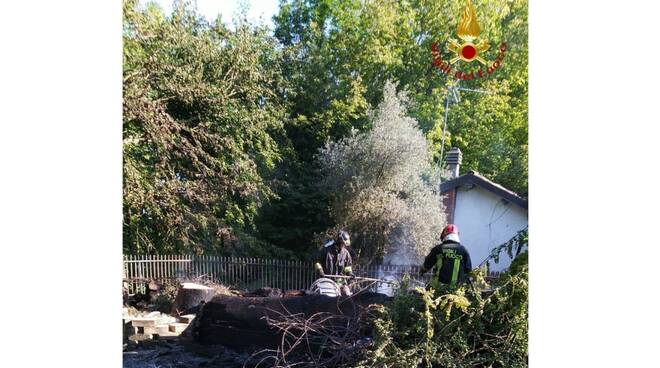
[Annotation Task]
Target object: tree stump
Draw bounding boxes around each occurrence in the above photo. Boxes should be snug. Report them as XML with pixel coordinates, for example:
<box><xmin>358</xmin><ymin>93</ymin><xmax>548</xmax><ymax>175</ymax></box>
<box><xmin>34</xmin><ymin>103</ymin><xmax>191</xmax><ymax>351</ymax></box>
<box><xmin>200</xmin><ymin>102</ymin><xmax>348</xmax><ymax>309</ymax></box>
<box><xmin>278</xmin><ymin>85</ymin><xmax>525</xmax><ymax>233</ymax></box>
<box><xmin>170</xmin><ymin>283</ymin><xmax>215</xmax><ymax>316</ymax></box>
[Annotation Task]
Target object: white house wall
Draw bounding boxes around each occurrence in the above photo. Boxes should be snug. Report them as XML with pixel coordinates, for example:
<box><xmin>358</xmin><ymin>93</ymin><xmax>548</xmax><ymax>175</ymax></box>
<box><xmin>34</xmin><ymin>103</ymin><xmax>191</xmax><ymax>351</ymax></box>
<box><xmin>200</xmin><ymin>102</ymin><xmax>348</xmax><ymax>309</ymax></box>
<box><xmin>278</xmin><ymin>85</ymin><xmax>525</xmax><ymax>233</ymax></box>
<box><xmin>453</xmin><ymin>186</ymin><xmax>528</xmax><ymax>272</ymax></box>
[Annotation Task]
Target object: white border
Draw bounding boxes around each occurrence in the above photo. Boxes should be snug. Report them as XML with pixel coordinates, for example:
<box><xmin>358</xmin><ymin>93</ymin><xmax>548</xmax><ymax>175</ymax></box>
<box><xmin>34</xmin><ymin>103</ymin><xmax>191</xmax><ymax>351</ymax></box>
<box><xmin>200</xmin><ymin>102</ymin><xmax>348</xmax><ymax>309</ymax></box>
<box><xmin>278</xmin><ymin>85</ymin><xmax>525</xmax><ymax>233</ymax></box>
<box><xmin>0</xmin><ymin>1</ymin><xmax>122</xmax><ymax>367</ymax></box>
<box><xmin>531</xmin><ymin>0</ymin><xmax>660</xmax><ymax>366</ymax></box>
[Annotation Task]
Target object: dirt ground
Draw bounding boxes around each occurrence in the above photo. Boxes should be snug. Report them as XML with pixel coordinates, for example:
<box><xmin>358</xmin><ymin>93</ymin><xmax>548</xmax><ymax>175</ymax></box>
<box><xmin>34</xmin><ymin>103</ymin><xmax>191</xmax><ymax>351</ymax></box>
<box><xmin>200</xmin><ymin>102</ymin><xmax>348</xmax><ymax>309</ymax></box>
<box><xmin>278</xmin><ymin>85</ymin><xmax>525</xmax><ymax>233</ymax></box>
<box><xmin>123</xmin><ymin>339</ymin><xmax>253</xmax><ymax>368</ymax></box>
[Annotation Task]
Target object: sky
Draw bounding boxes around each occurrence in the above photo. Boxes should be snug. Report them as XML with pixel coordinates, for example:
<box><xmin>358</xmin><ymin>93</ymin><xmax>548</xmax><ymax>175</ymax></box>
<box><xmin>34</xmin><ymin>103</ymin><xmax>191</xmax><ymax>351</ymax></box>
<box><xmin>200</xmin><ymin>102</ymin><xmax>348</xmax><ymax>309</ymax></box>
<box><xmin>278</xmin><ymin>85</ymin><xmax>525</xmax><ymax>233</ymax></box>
<box><xmin>144</xmin><ymin>0</ymin><xmax>281</xmax><ymax>29</ymax></box>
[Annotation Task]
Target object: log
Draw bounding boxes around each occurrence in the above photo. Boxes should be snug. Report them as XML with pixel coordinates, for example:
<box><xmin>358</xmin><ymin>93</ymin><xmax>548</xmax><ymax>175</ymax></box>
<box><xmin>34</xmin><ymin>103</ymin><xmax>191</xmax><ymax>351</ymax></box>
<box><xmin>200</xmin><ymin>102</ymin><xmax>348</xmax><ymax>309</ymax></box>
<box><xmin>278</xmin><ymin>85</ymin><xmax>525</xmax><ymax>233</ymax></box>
<box><xmin>193</xmin><ymin>291</ymin><xmax>389</xmax><ymax>349</ymax></box>
<box><xmin>170</xmin><ymin>283</ymin><xmax>216</xmax><ymax>316</ymax></box>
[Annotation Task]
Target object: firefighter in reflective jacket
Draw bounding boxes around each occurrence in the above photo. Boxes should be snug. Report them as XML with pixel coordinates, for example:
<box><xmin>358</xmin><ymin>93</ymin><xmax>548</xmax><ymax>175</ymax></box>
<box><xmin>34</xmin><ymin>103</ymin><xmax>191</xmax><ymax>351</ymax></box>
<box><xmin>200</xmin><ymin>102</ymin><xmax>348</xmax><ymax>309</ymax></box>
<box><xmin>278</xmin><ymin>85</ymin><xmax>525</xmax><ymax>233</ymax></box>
<box><xmin>420</xmin><ymin>224</ymin><xmax>472</xmax><ymax>289</ymax></box>
<box><xmin>315</xmin><ymin>230</ymin><xmax>354</xmax><ymax>278</ymax></box>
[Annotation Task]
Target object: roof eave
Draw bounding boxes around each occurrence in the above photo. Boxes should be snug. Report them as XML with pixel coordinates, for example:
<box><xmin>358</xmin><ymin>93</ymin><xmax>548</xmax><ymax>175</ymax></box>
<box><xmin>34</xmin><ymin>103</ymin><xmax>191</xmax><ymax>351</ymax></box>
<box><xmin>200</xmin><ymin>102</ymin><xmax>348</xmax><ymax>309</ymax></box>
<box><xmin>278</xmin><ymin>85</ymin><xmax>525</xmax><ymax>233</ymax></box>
<box><xmin>440</xmin><ymin>172</ymin><xmax>528</xmax><ymax>210</ymax></box>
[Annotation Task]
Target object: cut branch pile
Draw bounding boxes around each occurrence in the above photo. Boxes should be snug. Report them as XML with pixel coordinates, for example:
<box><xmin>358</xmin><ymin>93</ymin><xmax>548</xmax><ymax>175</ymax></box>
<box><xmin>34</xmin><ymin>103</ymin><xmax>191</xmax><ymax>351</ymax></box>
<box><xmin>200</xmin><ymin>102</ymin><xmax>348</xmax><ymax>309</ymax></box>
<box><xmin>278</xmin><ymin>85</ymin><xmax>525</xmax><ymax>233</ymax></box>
<box><xmin>250</xmin><ymin>303</ymin><xmax>381</xmax><ymax>368</ymax></box>
<box><xmin>194</xmin><ymin>291</ymin><xmax>389</xmax><ymax>355</ymax></box>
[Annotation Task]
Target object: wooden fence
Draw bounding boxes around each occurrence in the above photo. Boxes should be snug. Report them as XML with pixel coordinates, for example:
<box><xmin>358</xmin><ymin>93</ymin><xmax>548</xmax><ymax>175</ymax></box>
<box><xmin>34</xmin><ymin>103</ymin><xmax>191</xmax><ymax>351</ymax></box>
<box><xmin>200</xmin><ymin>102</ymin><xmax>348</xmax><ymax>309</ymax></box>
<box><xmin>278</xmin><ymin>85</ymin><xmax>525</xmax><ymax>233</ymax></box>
<box><xmin>123</xmin><ymin>255</ymin><xmax>433</xmax><ymax>294</ymax></box>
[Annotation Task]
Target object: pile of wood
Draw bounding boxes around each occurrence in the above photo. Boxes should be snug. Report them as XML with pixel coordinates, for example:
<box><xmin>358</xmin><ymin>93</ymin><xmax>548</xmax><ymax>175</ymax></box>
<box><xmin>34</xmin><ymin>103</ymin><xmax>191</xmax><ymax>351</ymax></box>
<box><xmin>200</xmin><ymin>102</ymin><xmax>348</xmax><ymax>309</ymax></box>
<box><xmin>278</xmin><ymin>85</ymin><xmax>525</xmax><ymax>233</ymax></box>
<box><xmin>125</xmin><ymin>311</ymin><xmax>196</xmax><ymax>343</ymax></box>
<box><xmin>192</xmin><ymin>291</ymin><xmax>389</xmax><ymax>349</ymax></box>
<box><xmin>123</xmin><ymin>282</ymin><xmax>216</xmax><ymax>343</ymax></box>
<box><xmin>125</xmin><ymin>279</ymin><xmax>391</xmax><ymax>360</ymax></box>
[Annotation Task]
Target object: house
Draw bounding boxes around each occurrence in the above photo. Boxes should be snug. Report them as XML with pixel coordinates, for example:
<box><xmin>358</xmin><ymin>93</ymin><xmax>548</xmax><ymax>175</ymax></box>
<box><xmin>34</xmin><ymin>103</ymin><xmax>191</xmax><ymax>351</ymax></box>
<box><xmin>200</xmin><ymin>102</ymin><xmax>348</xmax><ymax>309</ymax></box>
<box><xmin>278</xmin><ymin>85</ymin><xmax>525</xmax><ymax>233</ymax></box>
<box><xmin>440</xmin><ymin>147</ymin><xmax>528</xmax><ymax>272</ymax></box>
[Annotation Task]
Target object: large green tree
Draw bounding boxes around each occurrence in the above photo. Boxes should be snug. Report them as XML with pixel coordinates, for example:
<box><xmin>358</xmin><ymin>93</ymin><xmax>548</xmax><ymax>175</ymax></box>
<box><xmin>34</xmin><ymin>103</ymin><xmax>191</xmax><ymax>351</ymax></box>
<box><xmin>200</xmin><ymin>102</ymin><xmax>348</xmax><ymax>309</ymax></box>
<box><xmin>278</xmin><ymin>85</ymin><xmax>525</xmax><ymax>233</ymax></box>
<box><xmin>123</xmin><ymin>0</ymin><xmax>289</xmax><ymax>254</ymax></box>
<box><xmin>272</xmin><ymin>0</ymin><xmax>528</xmax><ymax>195</ymax></box>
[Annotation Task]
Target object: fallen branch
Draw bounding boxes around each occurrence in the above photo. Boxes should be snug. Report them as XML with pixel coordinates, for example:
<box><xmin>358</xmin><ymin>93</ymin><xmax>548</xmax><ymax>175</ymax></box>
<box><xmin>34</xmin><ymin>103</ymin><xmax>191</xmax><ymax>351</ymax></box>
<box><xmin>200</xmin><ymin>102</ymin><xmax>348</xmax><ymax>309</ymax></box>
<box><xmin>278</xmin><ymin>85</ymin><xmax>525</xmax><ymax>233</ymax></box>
<box><xmin>247</xmin><ymin>301</ymin><xmax>382</xmax><ymax>368</ymax></box>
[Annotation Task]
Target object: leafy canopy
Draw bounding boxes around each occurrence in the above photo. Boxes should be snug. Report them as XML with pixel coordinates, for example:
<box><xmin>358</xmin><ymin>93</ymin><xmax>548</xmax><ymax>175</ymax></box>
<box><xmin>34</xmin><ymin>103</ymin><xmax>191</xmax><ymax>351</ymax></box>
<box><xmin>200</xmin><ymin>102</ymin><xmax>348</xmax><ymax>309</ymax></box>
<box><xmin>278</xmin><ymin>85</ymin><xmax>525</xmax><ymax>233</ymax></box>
<box><xmin>123</xmin><ymin>0</ymin><xmax>288</xmax><ymax>254</ymax></box>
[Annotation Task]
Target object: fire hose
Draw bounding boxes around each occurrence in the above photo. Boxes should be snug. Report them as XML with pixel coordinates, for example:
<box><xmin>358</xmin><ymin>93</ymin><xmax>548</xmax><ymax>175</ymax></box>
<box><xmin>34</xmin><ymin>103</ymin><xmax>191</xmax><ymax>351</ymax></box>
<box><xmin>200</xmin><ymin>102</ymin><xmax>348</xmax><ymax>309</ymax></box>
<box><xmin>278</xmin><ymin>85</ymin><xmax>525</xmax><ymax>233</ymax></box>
<box><xmin>321</xmin><ymin>274</ymin><xmax>399</xmax><ymax>284</ymax></box>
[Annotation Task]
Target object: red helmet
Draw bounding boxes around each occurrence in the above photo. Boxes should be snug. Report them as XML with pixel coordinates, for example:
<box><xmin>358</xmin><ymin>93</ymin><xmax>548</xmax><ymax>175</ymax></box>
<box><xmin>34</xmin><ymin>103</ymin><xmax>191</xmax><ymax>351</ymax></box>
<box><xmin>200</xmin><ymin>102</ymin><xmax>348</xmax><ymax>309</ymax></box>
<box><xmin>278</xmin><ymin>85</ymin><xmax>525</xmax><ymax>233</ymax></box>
<box><xmin>441</xmin><ymin>224</ymin><xmax>459</xmax><ymax>239</ymax></box>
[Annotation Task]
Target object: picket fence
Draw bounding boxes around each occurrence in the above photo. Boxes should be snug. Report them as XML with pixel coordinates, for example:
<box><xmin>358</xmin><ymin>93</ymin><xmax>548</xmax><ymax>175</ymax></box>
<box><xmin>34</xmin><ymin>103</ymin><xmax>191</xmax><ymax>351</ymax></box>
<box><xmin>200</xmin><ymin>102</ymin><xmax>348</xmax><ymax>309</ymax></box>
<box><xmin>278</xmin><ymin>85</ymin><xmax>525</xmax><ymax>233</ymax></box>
<box><xmin>123</xmin><ymin>254</ymin><xmax>434</xmax><ymax>294</ymax></box>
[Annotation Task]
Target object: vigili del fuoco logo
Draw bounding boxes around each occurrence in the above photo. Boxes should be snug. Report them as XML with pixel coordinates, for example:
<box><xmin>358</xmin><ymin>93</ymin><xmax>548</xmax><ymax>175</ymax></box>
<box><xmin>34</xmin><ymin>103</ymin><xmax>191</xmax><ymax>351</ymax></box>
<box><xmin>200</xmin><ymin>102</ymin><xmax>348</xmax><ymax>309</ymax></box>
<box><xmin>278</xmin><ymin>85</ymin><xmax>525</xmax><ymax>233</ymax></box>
<box><xmin>431</xmin><ymin>0</ymin><xmax>507</xmax><ymax>80</ymax></box>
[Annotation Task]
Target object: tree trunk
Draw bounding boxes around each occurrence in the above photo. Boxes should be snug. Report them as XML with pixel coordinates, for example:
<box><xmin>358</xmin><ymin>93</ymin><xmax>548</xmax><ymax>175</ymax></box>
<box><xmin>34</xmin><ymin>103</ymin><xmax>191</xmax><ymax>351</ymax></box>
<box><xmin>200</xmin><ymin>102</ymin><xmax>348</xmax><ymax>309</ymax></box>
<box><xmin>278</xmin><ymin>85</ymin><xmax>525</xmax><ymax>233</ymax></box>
<box><xmin>193</xmin><ymin>292</ymin><xmax>389</xmax><ymax>349</ymax></box>
<box><xmin>170</xmin><ymin>283</ymin><xmax>215</xmax><ymax>316</ymax></box>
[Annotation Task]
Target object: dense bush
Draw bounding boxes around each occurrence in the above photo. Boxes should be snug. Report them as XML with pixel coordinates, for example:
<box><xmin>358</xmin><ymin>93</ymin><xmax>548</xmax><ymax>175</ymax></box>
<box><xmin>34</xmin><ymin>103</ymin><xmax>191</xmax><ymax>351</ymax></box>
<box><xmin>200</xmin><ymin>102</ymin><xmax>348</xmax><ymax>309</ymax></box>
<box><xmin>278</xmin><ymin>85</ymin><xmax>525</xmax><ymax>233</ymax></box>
<box><xmin>358</xmin><ymin>256</ymin><xmax>528</xmax><ymax>367</ymax></box>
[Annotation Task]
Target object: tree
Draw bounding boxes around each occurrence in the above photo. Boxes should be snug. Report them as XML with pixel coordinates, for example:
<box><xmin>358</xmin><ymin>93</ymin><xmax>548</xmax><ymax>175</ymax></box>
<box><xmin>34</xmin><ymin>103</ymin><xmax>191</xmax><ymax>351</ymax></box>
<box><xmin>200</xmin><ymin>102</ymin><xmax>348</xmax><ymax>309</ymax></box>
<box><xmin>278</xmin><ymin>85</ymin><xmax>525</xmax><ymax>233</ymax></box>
<box><xmin>319</xmin><ymin>81</ymin><xmax>446</xmax><ymax>263</ymax></box>
<box><xmin>123</xmin><ymin>0</ymin><xmax>289</xmax><ymax>254</ymax></box>
<box><xmin>274</xmin><ymin>0</ymin><xmax>529</xmax><ymax>195</ymax></box>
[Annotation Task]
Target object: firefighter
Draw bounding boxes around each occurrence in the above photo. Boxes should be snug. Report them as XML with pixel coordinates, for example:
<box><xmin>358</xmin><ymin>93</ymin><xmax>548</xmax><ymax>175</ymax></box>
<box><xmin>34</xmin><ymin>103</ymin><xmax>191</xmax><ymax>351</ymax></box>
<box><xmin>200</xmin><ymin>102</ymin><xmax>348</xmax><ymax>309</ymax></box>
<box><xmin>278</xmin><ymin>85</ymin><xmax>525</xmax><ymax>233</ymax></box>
<box><xmin>315</xmin><ymin>230</ymin><xmax>354</xmax><ymax>295</ymax></box>
<box><xmin>419</xmin><ymin>224</ymin><xmax>472</xmax><ymax>289</ymax></box>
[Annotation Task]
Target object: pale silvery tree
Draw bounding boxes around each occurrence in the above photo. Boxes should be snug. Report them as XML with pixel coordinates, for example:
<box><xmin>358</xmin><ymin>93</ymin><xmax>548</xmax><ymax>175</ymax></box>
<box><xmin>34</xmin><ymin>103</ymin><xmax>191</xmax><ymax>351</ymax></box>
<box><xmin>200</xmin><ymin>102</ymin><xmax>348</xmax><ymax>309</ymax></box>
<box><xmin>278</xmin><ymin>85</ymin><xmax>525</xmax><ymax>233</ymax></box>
<box><xmin>319</xmin><ymin>81</ymin><xmax>446</xmax><ymax>264</ymax></box>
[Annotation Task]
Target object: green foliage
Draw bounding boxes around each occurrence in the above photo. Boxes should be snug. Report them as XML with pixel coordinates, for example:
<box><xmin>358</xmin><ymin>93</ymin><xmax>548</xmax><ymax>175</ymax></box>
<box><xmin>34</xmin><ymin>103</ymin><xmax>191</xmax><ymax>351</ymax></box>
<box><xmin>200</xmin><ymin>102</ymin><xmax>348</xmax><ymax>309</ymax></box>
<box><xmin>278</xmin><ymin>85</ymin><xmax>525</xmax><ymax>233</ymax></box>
<box><xmin>489</xmin><ymin>227</ymin><xmax>528</xmax><ymax>265</ymax></box>
<box><xmin>123</xmin><ymin>0</ymin><xmax>528</xmax><ymax>257</ymax></box>
<box><xmin>123</xmin><ymin>0</ymin><xmax>289</xmax><ymax>254</ymax></box>
<box><xmin>358</xmin><ymin>257</ymin><xmax>528</xmax><ymax>368</ymax></box>
<box><xmin>274</xmin><ymin>0</ymin><xmax>529</xmax><ymax>195</ymax></box>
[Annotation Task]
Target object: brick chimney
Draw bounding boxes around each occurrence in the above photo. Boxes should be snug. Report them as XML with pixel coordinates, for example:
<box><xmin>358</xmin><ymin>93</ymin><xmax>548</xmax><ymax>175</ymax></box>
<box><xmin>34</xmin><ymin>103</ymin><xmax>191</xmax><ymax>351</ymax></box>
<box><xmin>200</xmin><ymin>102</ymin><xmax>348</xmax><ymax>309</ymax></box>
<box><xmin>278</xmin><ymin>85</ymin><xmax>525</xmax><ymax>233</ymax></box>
<box><xmin>445</xmin><ymin>147</ymin><xmax>462</xmax><ymax>179</ymax></box>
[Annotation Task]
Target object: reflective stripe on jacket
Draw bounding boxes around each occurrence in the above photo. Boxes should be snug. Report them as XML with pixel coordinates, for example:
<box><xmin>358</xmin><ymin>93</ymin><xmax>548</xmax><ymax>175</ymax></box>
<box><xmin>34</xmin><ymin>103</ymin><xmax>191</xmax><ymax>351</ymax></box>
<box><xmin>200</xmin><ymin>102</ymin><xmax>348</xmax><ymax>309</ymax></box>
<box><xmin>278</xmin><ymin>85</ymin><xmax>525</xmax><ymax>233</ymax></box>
<box><xmin>423</xmin><ymin>240</ymin><xmax>472</xmax><ymax>287</ymax></box>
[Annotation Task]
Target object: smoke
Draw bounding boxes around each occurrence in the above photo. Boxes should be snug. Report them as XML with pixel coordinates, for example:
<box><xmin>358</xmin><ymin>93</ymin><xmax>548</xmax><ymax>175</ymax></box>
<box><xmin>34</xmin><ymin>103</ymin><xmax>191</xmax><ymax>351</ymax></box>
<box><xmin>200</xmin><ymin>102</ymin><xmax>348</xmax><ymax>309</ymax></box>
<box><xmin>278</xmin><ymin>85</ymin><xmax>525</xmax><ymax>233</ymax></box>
<box><xmin>384</xmin><ymin>225</ymin><xmax>421</xmax><ymax>266</ymax></box>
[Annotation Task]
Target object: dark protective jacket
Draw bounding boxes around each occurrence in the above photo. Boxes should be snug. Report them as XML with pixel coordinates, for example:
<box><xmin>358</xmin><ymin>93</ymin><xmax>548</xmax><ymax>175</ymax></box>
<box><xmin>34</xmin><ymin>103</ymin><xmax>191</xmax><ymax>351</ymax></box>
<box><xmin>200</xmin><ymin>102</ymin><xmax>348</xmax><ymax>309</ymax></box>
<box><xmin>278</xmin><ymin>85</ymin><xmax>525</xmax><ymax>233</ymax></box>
<box><xmin>422</xmin><ymin>240</ymin><xmax>472</xmax><ymax>286</ymax></box>
<box><xmin>316</xmin><ymin>245</ymin><xmax>353</xmax><ymax>276</ymax></box>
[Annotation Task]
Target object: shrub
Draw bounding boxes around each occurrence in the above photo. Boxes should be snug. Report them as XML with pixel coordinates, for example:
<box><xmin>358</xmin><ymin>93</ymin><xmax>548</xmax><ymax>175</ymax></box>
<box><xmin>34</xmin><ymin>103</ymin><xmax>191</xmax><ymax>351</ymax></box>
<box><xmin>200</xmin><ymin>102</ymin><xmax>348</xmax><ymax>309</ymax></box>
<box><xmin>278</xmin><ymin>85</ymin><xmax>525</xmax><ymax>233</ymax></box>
<box><xmin>358</xmin><ymin>257</ymin><xmax>528</xmax><ymax>368</ymax></box>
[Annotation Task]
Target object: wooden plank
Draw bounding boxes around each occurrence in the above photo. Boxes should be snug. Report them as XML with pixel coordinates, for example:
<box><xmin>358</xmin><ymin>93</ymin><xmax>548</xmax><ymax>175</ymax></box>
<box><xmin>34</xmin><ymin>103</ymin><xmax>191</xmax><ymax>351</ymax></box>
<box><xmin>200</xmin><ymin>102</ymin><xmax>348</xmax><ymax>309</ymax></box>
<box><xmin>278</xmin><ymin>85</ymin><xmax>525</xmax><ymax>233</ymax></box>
<box><xmin>237</xmin><ymin>256</ymin><xmax>241</xmax><ymax>287</ymax></box>
<box><xmin>275</xmin><ymin>259</ymin><xmax>280</xmax><ymax>290</ymax></box>
<box><xmin>149</xmin><ymin>254</ymin><xmax>153</xmax><ymax>282</ymax></box>
<box><xmin>248</xmin><ymin>257</ymin><xmax>253</xmax><ymax>288</ymax></box>
<box><xmin>203</xmin><ymin>254</ymin><xmax>207</xmax><ymax>279</ymax></box>
<box><xmin>218</xmin><ymin>256</ymin><xmax>224</xmax><ymax>284</ymax></box>
<box><xmin>134</xmin><ymin>254</ymin><xmax>138</xmax><ymax>293</ymax></box>
<box><xmin>137</xmin><ymin>254</ymin><xmax>142</xmax><ymax>293</ymax></box>
<box><xmin>229</xmin><ymin>256</ymin><xmax>234</xmax><ymax>286</ymax></box>
<box><xmin>147</xmin><ymin>254</ymin><xmax>152</xmax><ymax>284</ymax></box>
<box><xmin>170</xmin><ymin>254</ymin><xmax>174</xmax><ymax>279</ymax></box>
<box><xmin>218</xmin><ymin>255</ymin><xmax>222</xmax><ymax>283</ymax></box>
<box><xmin>145</xmin><ymin>254</ymin><xmax>150</xmax><ymax>285</ymax></box>
<box><xmin>289</xmin><ymin>260</ymin><xmax>293</xmax><ymax>290</ymax></box>
<box><xmin>211</xmin><ymin>255</ymin><xmax>215</xmax><ymax>283</ymax></box>
<box><xmin>127</xmin><ymin>254</ymin><xmax>131</xmax><ymax>293</ymax></box>
<box><xmin>227</xmin><ymin>256</ymin><xmax>232</xmax><ymax>285</ymax></box>
<box><xmin>172</xmin><ymin>254</ymin><xmax>176</xmax><ymax>279</ymax></box>
<box><xmin>166</xmin><ymin>254</ymin><xmax>170</xmax><ymax>280</ymax></box>
<box><xmin>142</xmin><ymin>254</ymin><xmax>147</xmax><ymax>294</ymax></box>
<box><xmin>220</xmin><ymin>255</ymin><xmax>223</xmax><ymax>283</ymax></box>
<box><xmin>267</xmin><ymin>258</ymin><xmax>271</xmax><ymax>289</ymax></box>
<box><xmin>205</xmin><ymin>254</ymin><xmax>209</xmax><ymax>280</ymax></box>
<box><xmin>125</xmin><ymin>255</ymin><xmax>130</xmax><ymax>294</ymax></box>
<box><xmin>263</xmin><ymin>258</ymin><xmax>267</xmax><ymax>288</ymax></box>
<box><xmin>283</xmin><ymin>259</ymin><xmax>287</xmax><ymax>290</ymax></box>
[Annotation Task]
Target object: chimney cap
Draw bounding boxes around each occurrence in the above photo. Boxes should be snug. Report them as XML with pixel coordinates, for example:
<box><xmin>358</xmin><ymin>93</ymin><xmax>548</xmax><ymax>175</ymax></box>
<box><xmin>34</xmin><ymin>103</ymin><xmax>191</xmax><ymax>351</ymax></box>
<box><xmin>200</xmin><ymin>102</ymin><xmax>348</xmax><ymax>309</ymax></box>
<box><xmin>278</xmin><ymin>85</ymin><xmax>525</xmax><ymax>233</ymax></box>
<box><xmin>445</xmin><ymin>147</ymin><xmax>463</xmax><ymax>165</ymax></box>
